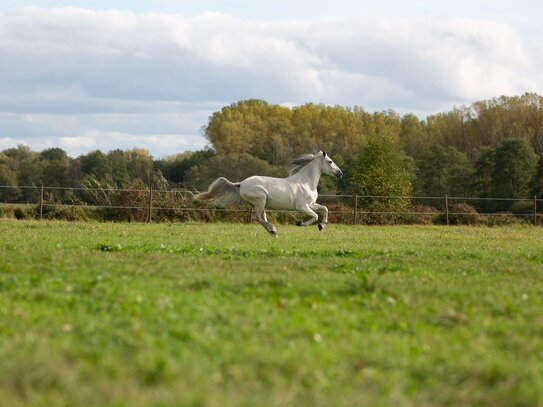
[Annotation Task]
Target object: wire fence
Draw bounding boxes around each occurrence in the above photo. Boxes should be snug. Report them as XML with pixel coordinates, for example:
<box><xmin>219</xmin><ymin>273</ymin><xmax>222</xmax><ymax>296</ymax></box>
<box><xmin>0</xmin><ymin>184</ymin><xmax>541</xmax><ymax>225</ymax></box>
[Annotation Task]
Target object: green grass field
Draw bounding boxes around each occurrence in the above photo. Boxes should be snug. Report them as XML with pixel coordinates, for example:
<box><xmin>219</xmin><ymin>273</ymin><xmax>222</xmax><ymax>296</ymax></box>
<box><xmin>1</xmin><ymin>220</ymin><xmax>542</xmax><ymax>406</ymax></box>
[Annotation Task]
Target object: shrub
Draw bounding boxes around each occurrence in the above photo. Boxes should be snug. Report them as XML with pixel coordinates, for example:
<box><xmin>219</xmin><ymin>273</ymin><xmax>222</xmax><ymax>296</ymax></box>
<box><xmin>510</xmin><ymin>201</ymin><xmax>535</xmax><ymax>217</ymax></box>
<box><xmin>0</xmin><ymin>205</ymin><xmax>15</xmax><ymax>219</ymax></box>
<box><xmin>326</xmin><ymin>202</ymin><xmax>355</xmax><ymax>225</ymax></box>
<box><xmin>42</xmin><ymin>205</ymin><xmax>91</xmax><ymax>221</ymax></box>
<box><xmin>14</xmin><ymin>206</ymin><xmax>35</xmax><ymax>220</ymax></box>
<box><xmin>483</xmin><ymin>213</ymin><xmax>522</xmax><ymax>226</ymax></box>
<box><xmin>447</xmin><ymin>203</ymin><xmax>482</xmax><ymax>225</ymax></box>
<box><xmin>401</xmin><ymin>205</ymin><xmax>440</xmax><ymax>225</ymax></box>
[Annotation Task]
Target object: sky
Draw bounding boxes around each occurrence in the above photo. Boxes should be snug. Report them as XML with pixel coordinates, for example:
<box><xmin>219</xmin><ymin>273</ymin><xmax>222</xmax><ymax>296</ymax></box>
<box><xmin>1</xmin><ymin>1</ymin><xmax>542</xmax><ymax>158</ymax></box>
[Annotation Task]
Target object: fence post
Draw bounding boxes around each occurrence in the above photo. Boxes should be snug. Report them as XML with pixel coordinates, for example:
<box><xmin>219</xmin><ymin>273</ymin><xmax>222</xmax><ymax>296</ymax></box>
<box><xmin>445</xmin><ymin>194</ymin><xmax>449</xmax><ymax>226</ymax></box>
<box><xmin>353</xmin><ymin>194</ymin><xmax>358</xmax><ymax>225</ymax></box>
<box><xmin>535</xmin><ymin>195</ymin><xmax>538</xmax><ymax>225</ymax></box>
<box><xmin>39</xmin><ymin>184</ymin><xmax>44</xmax><ymax>220</ymax></box>
<box><xmin>147</xmin><ymin>186</ymin><xmax>153</xmax><ymax>223</ymax></box>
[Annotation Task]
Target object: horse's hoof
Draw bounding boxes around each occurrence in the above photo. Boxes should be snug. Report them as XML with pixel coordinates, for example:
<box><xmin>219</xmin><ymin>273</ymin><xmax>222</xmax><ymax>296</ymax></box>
<box><xmin>296</xmin><ymin>221</ymin><xmax>303</xmax><ymax>226</ymax></box>
<box><xmin>318</xmin><ymin>224</ymin><xmax>323</xmax><ymax>231</ymax></box>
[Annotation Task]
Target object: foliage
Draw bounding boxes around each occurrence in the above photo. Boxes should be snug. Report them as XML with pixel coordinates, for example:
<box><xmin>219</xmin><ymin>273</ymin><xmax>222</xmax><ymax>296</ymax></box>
<box><xmin>154</xmin><ymin>149</ymin><xmax>215</xmax><ymax>187</ymax></box>
<box><xmin>530</xmin><ymin>155</ymin><xmax>543</xmax><ymax>198</ymax></box>
<box><xmin>492</xmin><ymin>139</ymin><xmax>537</xmax><ymax>210</ymax></box>
<box><xmin>347</xmin><ymin>133</ymin><xmax>412</xmax><ymax>219</ymax></box>
<box><xmin>2</xmin><ymin>94</ymin><xmax>543</xmax><ymax>216</ymax></box>
<box><xmin>401</xmin><ymin>204</ymin><xmax>440</xmax><ymax>225</ymax></box>
<box><xmin>471</xmin><ymin>93</ymin><xmax>543</xmax><ymax>155</ymax></box>
<box><xmin>204</xmin><ymin>100</ymin><xmax>402</xmax><ymax>167</ymax></box>
<box><xmin>447</xmin><ymin>203</ymin><xmax>482</xmax><ymax>225</ymax></box>
<box><xmin>0</xmin><ymin>154</ymin><xmax>20</xmax><ymax>202</ymax></box>
<box><xmin>415</xmin><ymin>145</ymin><xmax>473</xmax><ymax>197</ymax></box>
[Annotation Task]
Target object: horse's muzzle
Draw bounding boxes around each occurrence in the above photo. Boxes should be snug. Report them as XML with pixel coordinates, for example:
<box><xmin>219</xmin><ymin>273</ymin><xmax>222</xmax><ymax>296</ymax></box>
<box><xmin>336</xmin><ymin>170</ymin><xmax>343</xmax><ymax>179</ymax></box>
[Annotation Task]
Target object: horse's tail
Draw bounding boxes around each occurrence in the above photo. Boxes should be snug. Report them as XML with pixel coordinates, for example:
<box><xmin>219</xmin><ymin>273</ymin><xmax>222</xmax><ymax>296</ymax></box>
<box><xmin>194</xmin><ymin>177</ymin><xmax>243</xmax><ymax>206</ymax></box>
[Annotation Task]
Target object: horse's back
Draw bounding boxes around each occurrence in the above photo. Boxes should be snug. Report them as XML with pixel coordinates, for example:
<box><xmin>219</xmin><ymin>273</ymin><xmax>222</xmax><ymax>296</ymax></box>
<box><xmin>239</xmin><ymin>176</ymin><xmax>290</xmax><ymax>209</ymax></box>
<box><xmin>239</xmin><ymin>175</ymin><xmax>315</xmax><ymax>210</ymax></box>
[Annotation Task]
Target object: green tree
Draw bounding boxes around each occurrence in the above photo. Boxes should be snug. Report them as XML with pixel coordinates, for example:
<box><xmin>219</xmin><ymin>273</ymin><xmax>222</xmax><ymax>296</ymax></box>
<box><xmin>416</xmin><ymin>145</ymin><xmax>473</xmax><ymax>197</ymax></box>
<box><xmin>473</xmin><ymin>147</ymin><xmax>495</xmax><ymax>212</ymax></box>
<box><xmin>154</xmin><ymin>149</ymin><xmax>215</xmax><ymax>187</ymax></box>
<box><xmin>347</xmin><ymin>133</ymin><xmax>412</xmax><ymax>221</ymax></box>
<box><xmin>0</xmin><ymin>153</ymin><xmax>20</xmax><ymax>202</ymax></box>
<box><xmin>492</xmin><ymin>139</ymin><xmax>537</xmax><ymax>202</ymax></box>
<box><xmin>107</xmin><ymin>149</ymin><xmax>130</xmax><ymax>186</ymax></box>
<box><xmin>3</xmin><ymin>145</ymin><xmax>44</xmax><ymax>201</ymax></box>
<box><xmin>40</xmin><ymin>148</ymin><xmax>70</xmax><ymax>187</ymax></box>
<box><xmin>531</xmin><ymin>155</ymin><xmax>543</xmax><ymax>198</ymax></box>
<box><xmin>79</xmin><ymin>150</ymin><xmax>111</xmax><ymax>181</ymax></box>
<box><xmin>4</xmin><ymin>145</ymin><xmax>43</xmax><ymax>186</ymax></box>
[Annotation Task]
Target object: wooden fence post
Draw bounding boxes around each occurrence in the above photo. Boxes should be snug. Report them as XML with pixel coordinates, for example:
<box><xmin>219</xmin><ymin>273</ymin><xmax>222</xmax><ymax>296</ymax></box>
<box><xmin>39</xmin><ymin>184</ymin><xmax>44</xmax><ymax>220</ymax></box>
<box><xmin>535</xmin><ymin>195</ymin><xmax>538</xmax><ymax>225</ymax></box>
<box><xmin>353</xmin><ymin>194</ymin><xmax>358</xmax><ymax>225</ymax></box>
<box><xmin>445</xmin><ymin>194</ymin><xmax>449</xmax><ymax>226</ymax></box>
<box><xmin>147</xmin><ymin>186</ymin><xmax>153</xmax><ymax>223</ymax></box>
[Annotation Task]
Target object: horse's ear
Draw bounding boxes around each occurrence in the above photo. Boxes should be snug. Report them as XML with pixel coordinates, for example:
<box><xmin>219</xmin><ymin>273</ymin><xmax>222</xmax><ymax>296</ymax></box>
<box><xmin>323</xmin><ymin>151</ymin><xmax>327</xmax><ymax>157</ymax></box>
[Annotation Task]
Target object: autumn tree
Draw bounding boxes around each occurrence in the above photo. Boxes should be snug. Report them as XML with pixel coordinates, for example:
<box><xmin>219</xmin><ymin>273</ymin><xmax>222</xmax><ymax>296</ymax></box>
<box><xmin>400</xmin><ymin>113</ymin><xmax>428</xmax><ymax>158</ymax></box>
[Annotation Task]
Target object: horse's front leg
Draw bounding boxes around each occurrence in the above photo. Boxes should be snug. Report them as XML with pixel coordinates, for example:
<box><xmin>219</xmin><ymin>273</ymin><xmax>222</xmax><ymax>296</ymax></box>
<box><xmin>296</xmin><ymin>204</ymin><xmax>319</xmax><ymax>227</ymax></box>
<box><xmin>311</xmin><ymin>203</ymin><xmax>328</xmax><ymax>231</ymax></box>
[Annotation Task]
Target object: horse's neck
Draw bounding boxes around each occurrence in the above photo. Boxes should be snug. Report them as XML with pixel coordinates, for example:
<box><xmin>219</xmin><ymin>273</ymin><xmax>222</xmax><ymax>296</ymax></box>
<box><xmin>291</xmin><ymin>160</ymin><xmax>321</xmax><ymax>190</ymax></box>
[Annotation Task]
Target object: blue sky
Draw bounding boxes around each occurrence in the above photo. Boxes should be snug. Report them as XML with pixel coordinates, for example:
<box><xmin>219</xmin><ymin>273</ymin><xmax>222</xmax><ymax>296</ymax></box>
<box><xmin>1</xmin><ymin>1</ymin><xmax>542</xmax><ymax>157</ymax></box>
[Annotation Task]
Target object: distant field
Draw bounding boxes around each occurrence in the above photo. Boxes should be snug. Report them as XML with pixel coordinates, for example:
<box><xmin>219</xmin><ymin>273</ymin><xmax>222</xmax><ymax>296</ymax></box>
<box><xmin>1</xmin><ymin>220</ymin><xmax>542</xmax><ymax>406</ymax></box>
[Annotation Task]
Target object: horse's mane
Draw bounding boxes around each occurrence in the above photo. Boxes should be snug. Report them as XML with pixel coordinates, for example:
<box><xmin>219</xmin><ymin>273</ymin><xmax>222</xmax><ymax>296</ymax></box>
<box><xmin>288</xmin><ymin>152</ymin><xmax>321</xmax><ymax>175</ymax></box>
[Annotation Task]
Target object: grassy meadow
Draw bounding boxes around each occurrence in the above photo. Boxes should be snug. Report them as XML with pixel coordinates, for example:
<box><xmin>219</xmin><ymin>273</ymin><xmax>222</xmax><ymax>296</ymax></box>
<box><xmin>0</xmin><ymin>220</ymin><xmax>542</xmax><ymax>406</ymax></box>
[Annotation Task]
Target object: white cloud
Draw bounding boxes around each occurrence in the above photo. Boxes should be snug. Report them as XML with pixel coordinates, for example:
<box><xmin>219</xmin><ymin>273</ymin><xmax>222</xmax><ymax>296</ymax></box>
<box><xmin>0</xmin><ymin>7</ymin><xmax>541</xmax><ymax>156</ymax></box>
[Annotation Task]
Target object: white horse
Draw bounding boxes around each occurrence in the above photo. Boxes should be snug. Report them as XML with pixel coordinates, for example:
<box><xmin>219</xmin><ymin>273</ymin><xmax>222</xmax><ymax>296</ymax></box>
<box><xmin>195</xmin><ymin>151</ymin><xmax>343</xmax><ymax>237</ymax></box>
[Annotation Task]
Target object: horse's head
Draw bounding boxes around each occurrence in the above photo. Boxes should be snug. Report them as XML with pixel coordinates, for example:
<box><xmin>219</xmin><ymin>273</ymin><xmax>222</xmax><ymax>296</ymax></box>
<box><xmin>319</xmin><ymin>151</ymin><xmax>343</xmax><ymax>179</ymax></box>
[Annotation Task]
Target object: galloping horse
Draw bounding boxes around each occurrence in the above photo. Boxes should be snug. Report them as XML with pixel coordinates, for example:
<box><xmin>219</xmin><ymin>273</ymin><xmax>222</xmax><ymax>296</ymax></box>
<box><xmin>195</xmin><ymin>151</ymin><xmax>343</xmax><ymax>237</ymax></box>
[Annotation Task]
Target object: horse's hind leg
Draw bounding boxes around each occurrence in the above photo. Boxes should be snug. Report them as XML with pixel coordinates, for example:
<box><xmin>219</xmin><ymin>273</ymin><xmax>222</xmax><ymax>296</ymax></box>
<box><xmin>240</xmin><ymin>188</ymin><xmax>278</xmax><ymax>237</ymax></box>
<box><xmin>258</xmin><ymin>217</ymin><xmax>277</xmax><ymax>237</ymax></box>
<box><xmin>255</xmin><ymin>206</ymin><xmax>278</xmax><ymax>237</ymax></box>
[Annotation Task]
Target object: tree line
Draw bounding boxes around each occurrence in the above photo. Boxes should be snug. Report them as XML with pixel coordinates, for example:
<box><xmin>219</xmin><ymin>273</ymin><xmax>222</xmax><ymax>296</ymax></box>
<box><xmin>1</xmin><ymin>93</ymin><xmax>543</xmax><ymax>214</ymax></box>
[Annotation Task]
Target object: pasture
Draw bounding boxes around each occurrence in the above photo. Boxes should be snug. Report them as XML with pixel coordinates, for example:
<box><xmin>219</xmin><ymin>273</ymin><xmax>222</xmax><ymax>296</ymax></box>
<box><xmin>1</xmin><ymin>220</ymin><xmax>542</xmax><ymax>406</ymax></box>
